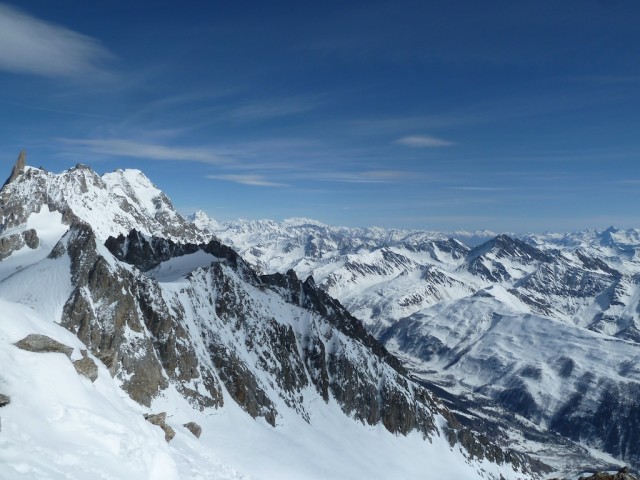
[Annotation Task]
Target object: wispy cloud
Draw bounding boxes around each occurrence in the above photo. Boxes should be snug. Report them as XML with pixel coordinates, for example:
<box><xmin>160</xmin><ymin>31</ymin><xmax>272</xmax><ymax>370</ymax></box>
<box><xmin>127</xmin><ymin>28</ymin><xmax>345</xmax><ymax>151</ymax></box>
<box><xmin>58</xmin><ymin>138</ymin><xmax>230</xmax><ymax>164</ymax></box>
<box><xmin>228</xmin><ymin>96</ymin><xmax>322</xmax><ymax>121</ymax></box>
<box><xmin>353</xmin><ymin>89</ymin><xmax>636</xmax><ymax>137</ymax></box>
<box><xmin>395</xmin><ymin>135</ymin><xmax>455</xmax><ymax>148</ymax></box>
<box><xmin>0</xmin><ymin>3</ymin><xmax>114</xmax><ymax>79</ymax></box>
<box><xmin>0</xmin><ymin>98</ymin><xmax>120</xmax><ymax>120</ymax></box>
<box><xmin>611</xmin><ymin>179</ymin><xmax>640</xmax><ymax>185</ymax></box>
<box><xmin>206</xmin><ymin>168</ymin><xmax>411</xmax><ymax>188</ymax></box>
<box><xmin>448</xmin><ymin>186</ymin><xmax>512</xmax><ymax>192</ymax></box>
<box><xmin>117</xmin><ymin>88</ymin><xmax>245</xmax><ymax>129</ymax></box>
<box><xmin>206</xmin><ymin>174</ymin><xmax>288</xmax><ymax>187</ymax></box>
<box><xmin>316</xmin><ymin>170</ymin><xmax>409</xmax><ymax>183</ymax></box>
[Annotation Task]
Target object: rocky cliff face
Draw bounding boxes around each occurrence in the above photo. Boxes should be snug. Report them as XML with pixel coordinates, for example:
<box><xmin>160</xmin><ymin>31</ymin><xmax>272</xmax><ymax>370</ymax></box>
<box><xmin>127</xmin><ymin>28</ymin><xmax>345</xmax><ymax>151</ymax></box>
<box><xmin>51</xmin><ymin>222</ymin><xmax>222</xmax><ymax>409</ymax></box>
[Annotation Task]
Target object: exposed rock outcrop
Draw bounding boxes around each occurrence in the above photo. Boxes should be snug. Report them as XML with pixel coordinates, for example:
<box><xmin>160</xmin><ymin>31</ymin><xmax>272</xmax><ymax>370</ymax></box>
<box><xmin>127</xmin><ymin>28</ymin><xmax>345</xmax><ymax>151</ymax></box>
<box><xmin>555</xmin><ymin>466</ymin><xmax>639</xmax><ymax>480</ymax></box>
<box><xmin>55</xmin><ymin>223</ymin><xmax>221</xmax><ymax>409</ymax></box>
<box><xmin>0</xmin><ymin>233</ymin><xmax>24</xmax><ymax>260</ymax></box>
<box><xmin>144</xmin><ymin>412</ymin><xmax>175</xmax><ymax>442</ymax></box>
<box><xmin>3</xmin><ymin>150</ymin><xmax>26</xmax><ymax>188</ymax></box>
<box><xmin>183</xmin><ymin>421</ymin><xmax>202</xmax><ymax>439</ymax></box>
<box><xmin>0</xmin><ymin>229</ymin><xmax>39</xmax><ymax>260</ymax></box>
<box><xmin>0</xmin><ymin>393</ymin><xmax>10</xmax><ymax>407</ymax></box>
<box><xmin>73</xmin><ymin>351</ymin><xmax>99</xmax><ymax>382</ymax></box>
<box><xmin>22</xmin><ymin>228</ymin><xmax>39</xmax><ymax>249</ymax></box>
<box><xmin>14</xmin><ymin>334</ymin><xmax>73</xmax><ymax>358</ymax></box>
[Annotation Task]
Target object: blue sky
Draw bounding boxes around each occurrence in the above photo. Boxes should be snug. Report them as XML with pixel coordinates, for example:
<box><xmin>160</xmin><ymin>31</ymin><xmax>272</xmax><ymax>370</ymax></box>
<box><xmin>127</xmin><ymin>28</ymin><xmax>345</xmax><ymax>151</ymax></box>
<box><xmin>0</xmin><ymin>0</ymin><xmax>638</xmax><ymax>232</ymax></box>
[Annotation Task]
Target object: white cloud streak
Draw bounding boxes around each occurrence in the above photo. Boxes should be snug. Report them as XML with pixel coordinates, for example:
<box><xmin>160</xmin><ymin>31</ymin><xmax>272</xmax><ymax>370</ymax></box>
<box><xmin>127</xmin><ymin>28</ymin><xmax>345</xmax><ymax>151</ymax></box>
<box><xmin>0</xmin><ymin>98</ymin><xmax>120</xmax><ymax>120</ymax></box>
<box><xmin>206</xmin><ymin>168</ymin><xmax>412</xmax><ymax>188</ymax></box>
<box><xmin>0</xmin><ymin>3</ymin><xmax>113</xmax><ymax>79</ymax></box>
<box><xmin>228</xmin><ymin>97</ymin><xmax>322</xmax><ymax>121</ymax></box>
<box><xmin>448</xmin><ymin>186</ymin><xmax>512</xmax><ymax>192</ymax></box>
<box><xmin>394</xmin><ymin>135</ymin><xmax>455</xmax><ymax>148</ymax></box>
<box><xmin>59</xmin><ymin>138</ymin><xmax>230</xmax><ymax>164</ymax></box>
<box><xmin>612</xmin><ymin>179</ymin><xmax>640</xmax><ymax>185</ymax></box>
<box><xmin>315</xmin><ymin>170</ymin><xmax>408</xmax><ymax>183</ymax></box>
<box><xmin>206</xmin><ymin>174</ymin><xmax>288</xmax><ymax>188</ymax></box>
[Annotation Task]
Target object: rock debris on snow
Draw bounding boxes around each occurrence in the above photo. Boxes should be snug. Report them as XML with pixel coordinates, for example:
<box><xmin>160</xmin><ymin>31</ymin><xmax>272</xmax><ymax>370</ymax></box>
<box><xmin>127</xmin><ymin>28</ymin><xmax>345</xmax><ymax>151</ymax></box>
<box><xmin>183</xmin><ymin>421</ymin><xmax>203</xmax><ymax>439</ymax></box>
<box><xmin>14</xmin><ymin>334</ymin><xmax>73</xmax><ymax>358</ymax></box>
<box><xmin>144</xmin><ymin>412</ymin><xmax>176</xmax><ymax>442</ymax></box>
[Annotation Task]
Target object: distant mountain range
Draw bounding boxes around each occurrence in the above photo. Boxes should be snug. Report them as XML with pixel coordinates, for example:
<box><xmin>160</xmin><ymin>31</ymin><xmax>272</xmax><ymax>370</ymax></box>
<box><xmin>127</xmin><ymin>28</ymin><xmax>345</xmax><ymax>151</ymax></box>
<box><xmin>192</xmin><ymin>210</ymin><xmax>640</xmax><ymax>474</ymax></box>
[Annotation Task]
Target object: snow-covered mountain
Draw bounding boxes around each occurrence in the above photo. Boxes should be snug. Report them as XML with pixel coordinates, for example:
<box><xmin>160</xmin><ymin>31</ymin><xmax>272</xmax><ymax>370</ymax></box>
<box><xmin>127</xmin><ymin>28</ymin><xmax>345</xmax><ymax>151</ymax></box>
<box><xmin>2</xmin><ymin>161</ymin><xmax>206</xmax><ymax>244</ymax></box>
<box><xmin>0</xmin><ymin>155</ymin><xmax>535</xmax><ymax>480</ymax></box>
<box><xmin>196</xmin><ymin>212</ymin><xmax>640</xmax><ymax>474</ymax></box>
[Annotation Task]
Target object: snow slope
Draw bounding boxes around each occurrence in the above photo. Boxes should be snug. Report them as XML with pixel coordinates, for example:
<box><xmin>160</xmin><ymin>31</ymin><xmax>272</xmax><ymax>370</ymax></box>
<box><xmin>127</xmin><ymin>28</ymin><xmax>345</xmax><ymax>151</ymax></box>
<box><xmin>0</xmin><ymin>299</ymin><xmax>517</xmax><ymax>480</ymax></box>
<box><xmin>0</xmin><ymin>300</ymin><xmax>181</xmax><ymax>480</ymax></box>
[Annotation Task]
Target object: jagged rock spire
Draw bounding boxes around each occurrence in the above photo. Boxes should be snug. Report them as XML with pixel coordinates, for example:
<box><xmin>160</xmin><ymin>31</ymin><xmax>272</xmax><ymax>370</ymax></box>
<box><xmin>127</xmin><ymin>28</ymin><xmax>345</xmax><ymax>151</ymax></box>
<box><xmin>3</xmin><ymin>150</ymin><xmax>26</xmax><ymax>188</ymax></box>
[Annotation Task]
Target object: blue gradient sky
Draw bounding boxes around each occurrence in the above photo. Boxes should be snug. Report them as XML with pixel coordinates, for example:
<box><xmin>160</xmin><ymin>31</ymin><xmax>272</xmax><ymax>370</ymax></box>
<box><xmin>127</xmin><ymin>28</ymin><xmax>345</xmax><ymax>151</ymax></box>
<box><xmin>1</xmin><ymin>0</ymin><xmax>639</xmax><ymax>232</ymax></box>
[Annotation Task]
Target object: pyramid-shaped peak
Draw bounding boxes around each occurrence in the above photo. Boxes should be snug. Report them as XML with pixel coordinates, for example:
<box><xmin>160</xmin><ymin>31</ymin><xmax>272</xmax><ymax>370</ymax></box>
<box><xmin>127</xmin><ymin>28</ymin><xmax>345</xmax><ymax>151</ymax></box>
<box><xmin>188</xmin><ymin>210</ymin><xmax>220</xmax><ymax>232</ymax></box>
<box><xmin>70</xmin><ymin>163</ymin><xmax>92</xmax><ymax>171</ymax></box>
<box><xmin>3</xmin><ymin>150</ymin><xmax>27</xmax><ymax>188</ymax></box>
<box><xmin>467</xmin><ymin>233</ymin><xmax>550</xmax><ymax>263</ymax></box>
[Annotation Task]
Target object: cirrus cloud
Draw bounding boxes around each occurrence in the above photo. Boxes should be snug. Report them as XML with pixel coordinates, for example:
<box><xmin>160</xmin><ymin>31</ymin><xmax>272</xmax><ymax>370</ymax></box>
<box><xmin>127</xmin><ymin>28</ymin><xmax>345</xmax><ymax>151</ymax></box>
<box><xmin>394</xmin><ymin>134</ymin><xmax>455</xmax><ymax>148</ymax></box>
<box><xmin>58</xmin><ymin>138</ymin><xmax>230</xmax><ymax>164</ymax></box>
<box><xmin>206</xmin><ymin>174</ymin><xmax>288</xmax><ymax>188</ymax></box>
<box><xmin>0</xmin><ymin>3</ymin><xmax>113</xmax><ymax>79</ymax></box>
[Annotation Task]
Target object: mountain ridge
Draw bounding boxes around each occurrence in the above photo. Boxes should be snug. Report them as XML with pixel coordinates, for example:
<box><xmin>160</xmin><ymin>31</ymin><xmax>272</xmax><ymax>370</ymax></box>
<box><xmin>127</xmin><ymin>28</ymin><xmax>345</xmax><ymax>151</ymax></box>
<box><xmin>0</xmin><ymin>156</ymin><xmax>538</xmax><ymax>479</ymax></box>
<box><xmin>194</xmin><ymin>210</ymin><xmax>640</xmax><ymax>474</ymax></box>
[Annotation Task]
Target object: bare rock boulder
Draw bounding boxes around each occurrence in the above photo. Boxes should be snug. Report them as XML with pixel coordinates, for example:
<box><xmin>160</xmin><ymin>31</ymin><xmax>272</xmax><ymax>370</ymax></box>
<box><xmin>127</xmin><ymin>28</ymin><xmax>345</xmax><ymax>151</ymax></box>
<box><xmin>144</xmin><ymin>412</ymin><xmax>176</xmax><ymax>442</ymax></box>
<box><xmin>73</xmin><ymin>352</ymin><xmax>99</xmax><ymax>382</ymax></box>
<box><xmin>576</xmin><ymin>467</ymin><xmax>638</xmax><ymax>480</ymax></box>
<box><xmin>22</xmin><ymin>228</ymin><xmax>39</xmax><ymax>249</ymax></box>
<box><xmin>14</xmin><ymin>334</ymin><xmax>73</xmax><ymax>358</ymax></box>
<box><xmin>183</xmin><ymin>421</ymin><xmax>202</xmax><ymax>439</ymax></box>
<box><xmin>0</xmin><ymin>233</ymin><xmax>24</xmax><ymax>260</ymax></box>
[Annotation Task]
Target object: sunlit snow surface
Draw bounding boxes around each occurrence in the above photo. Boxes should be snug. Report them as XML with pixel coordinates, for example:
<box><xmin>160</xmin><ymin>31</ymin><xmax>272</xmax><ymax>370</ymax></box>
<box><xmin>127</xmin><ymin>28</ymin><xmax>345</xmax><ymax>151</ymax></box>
<box><xmin>0</xmin><ymin>300</ymin><xmax>180</xmax><ymax>480</ymax></box>
<box><xmin>0</xmin><ymin>298</ymin><xmax>517</xmax><ymax>480</ymax></box>
<box><xmin>0</xmin><ymin>208</ymin><xmax>68</xmax><ymax>282</ymax></box>
<box><xmin>0</xmin><ymin>208</ymin><xmax>72</xmax><ymax>323</ymax></box>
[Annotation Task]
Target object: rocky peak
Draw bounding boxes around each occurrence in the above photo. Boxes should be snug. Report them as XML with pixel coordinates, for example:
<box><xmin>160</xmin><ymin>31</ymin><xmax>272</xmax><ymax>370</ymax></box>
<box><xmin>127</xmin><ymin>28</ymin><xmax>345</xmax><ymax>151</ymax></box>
<box><xmin>187</xmin><ymin>210</ymin><xmax>220</xmax><ymax>233</ymax></box>
<box><xmin>575</xmin><ymin>250</ymin><xmax>621</xmax><ymax>277</ymax></box>
<box><xmin>600</xmin><ymin>226</ymin><xmax>621</xmax><ymax>246</ymax></box>
<box><xmin>2</xmin><ymin>150</ymin><xmax>26</xmax><ymax>188</ymax></box>
<box><xmin>0</xmin><ymin>162</ymin><xmax>205</xmax><ymax>243</ymax></box>
<box><xmin>468</xmin><ymin>234</ymin><xmax>551</xmax><ymax>263</ymax></box>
